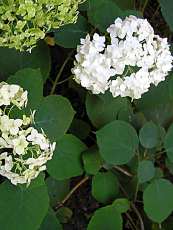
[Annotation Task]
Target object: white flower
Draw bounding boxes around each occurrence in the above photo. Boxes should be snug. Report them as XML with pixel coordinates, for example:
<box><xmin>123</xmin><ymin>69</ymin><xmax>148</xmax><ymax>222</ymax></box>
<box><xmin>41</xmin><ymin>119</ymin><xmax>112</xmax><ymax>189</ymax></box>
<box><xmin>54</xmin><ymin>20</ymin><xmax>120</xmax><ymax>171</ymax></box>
<box><xmin>72</xmin><ymin>15</ymin><xmax>173</xmax><ymax>100</ymax></box>
<box><xmin>12</xmin><ymin>135</ymin><xmax>29</xmax><ymax>155</ymax></box>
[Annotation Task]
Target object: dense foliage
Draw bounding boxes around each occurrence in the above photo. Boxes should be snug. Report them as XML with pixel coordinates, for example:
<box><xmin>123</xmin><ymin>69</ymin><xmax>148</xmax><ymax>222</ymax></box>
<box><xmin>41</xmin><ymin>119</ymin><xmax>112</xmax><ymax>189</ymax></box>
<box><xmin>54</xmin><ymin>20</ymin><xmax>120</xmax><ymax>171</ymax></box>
<box><xmin>0</xmin><ymin>0</ymin><xmax>173</xmax><ymax>230</ymax></box>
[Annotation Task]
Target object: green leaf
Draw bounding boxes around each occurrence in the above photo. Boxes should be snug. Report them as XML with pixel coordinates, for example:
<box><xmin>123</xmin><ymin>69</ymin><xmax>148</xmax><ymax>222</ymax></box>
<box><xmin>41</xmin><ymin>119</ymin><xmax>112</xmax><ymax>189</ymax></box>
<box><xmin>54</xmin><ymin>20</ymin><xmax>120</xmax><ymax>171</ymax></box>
<box><xmin>86</xmin><ymin>92</ymin><xmax>131</xmax><ymax>128</ymax></box>
<box><xmin>7</xmin><ymin>68</ymin><xmax>43</xmax><ymax>110</ymax></box>
<box><xmin>82</xmin><ymin>146</ymin><xmax>102</xmax><ymax>175</ymax></box>
<box><xmin>137</xmin><ymin>160</ymin><xmax>155</xmax><ymax>184</ymax></box>
<box><xmin>164</xmin><ymin>124</ymin><xmax>173</xmax><ymax>162</ymax></box>
<box><xmin>139</xmin><ymin>122</ymin><xmax>162</xmax><ymax>149</ymax></box>
<box><xmin>96</xmin><ymin>120</ymin><xmax>138</xmax><ymax>165</ymax></box>
<box><xmin>46</xmin><ymin>177</ymin><xmax>69</xmax><ymax>207</ymax></box>
<box><xmin>159</xmin><ymin>0</ymin><xmax>173</xmax><ymax>31</ymax></box>
<box><xmin>135</xmin><ymin>76</ymin><xmax>173</xmax><ymax>126</ymax></box>
<box><xmin>88</xmin><ymin>0</ymin><xmax>122</xmax><ymax>32</ymax></box>
<box><xmin>47</xmin><ymin>134</ymin><xmax>87</xmax><ymax>180</ymax></box>
<box><xmin>112</xmin><ymin>198</ymin><xmax>130</xmax><ymax>213</ymax></box>
<box><xmin>113</xmin><ymin>0</ymin><xmax>134</xmax><ymax>10</ymax></box>
<box><xmin>69</xmin><ymin>118</ymin><xmax>91</xmax><ymax>140</ymax></box>
<box><xmin>143</xmin><ymin>179</ymin><xmax>173</xmax><ymax>223</ymax></box>
<box><xmin>35</xmin><ymin>95</ymin><xmax>75</xmax><ymax>141</ymax></box>
<box><xmin>55</xmin><ymin>16</ymin><xmax>89</xmax><ymax>48</ymax></box>
<box><xmin>0</xmin><ymin>179</ymin><xmax>49</xmax><ymax>230</ymax></box>
<box><xmin>92</xmin><ymin>171</ymin><xmax>119</xmax><ymax>203</ymax></box>
<box><xmin>40</xmin><ymin>209</ymin><xmax>62</xmax><ymax>230</ymax></box>
<box><xmin>0</xmin><ymin>41</ymin><xmax>50</xmax><ymax>82</ymax></box>
<box><xmin>87</xmin><ymin>205</ymin><xmax>122</xmax><ymax>230</ymax></box>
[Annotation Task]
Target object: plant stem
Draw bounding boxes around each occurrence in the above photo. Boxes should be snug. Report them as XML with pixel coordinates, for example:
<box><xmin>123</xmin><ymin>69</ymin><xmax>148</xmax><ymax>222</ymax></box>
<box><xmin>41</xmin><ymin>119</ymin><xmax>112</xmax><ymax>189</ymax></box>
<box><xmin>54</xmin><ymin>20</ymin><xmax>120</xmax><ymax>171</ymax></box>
<box><xmin>50</xmin><ymin>50</ymin><xmax>74</xmax><ymax>95</ymax></box>
<box><xmin>54</xmin><ymin>176</ymin><xmax>89</xmax><ymax>210</ymax></box>
<box><xmin>141</xmin><ymin>0</ymin><xmax>149</xmax><ymax>14</ymax></box>
<box><xmin>114</xmin><ymin>165</ymin><xmax>133</xmax><ymax>177</ymax></box>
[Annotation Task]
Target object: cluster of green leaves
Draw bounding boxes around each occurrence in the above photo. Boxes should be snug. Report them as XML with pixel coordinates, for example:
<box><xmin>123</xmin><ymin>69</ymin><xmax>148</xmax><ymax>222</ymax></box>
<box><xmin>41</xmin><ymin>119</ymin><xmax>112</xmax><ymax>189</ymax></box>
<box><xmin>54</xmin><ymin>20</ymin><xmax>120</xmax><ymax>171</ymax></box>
<box><xmin>0</xmin><ymin>0</ymin><xmax>173</xmax><ymax>230</ymax></box>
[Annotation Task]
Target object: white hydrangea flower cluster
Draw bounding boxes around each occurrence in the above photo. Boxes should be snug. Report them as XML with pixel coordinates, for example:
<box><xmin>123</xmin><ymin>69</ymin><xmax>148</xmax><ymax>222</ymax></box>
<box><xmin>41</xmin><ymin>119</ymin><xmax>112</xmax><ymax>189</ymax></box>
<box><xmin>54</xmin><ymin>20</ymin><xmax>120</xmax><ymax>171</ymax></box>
<box><xmin>72</xmin><ymin>15</ymin><xmax>173</xmax><ymax>99</ymax></box>
<box><xmin>0</xmin><ymin>83</ymin><xmax>55</xmax><ymax>185</ymax></box>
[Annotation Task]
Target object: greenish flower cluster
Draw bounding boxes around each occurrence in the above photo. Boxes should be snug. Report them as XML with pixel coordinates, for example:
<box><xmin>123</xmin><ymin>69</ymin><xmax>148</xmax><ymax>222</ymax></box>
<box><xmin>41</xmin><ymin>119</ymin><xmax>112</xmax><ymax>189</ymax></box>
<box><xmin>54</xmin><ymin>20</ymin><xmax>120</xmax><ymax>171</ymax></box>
<box><xmin>0</xmin><ymin>0</ymin><xmax>84</xmax><ymax>51</ymax></box>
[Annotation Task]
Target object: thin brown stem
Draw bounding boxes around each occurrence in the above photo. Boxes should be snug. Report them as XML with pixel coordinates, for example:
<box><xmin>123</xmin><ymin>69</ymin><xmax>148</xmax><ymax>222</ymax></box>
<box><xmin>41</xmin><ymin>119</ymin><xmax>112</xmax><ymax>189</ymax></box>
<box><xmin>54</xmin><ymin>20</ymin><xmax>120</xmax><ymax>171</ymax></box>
<box><xmin>54</xmin><ymin>176</ymin><xmax>89</xmax><ymax>210</ymax></box>
<box><xmin>50</xmin><ymin>50</ymin><xmax>74</xmax><ymax>95</ymax></box>
<box><xmin>114</xmin><ymin>165</ymin><xmax>133</xmax><ymax>177</ymax></box>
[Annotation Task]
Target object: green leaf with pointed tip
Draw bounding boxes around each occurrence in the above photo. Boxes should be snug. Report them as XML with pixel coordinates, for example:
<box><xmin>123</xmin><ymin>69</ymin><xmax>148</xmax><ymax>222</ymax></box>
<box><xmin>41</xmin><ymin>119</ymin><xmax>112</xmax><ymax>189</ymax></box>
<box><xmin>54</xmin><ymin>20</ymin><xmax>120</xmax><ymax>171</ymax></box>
<box><xmin>47</xmin><ymin>134</ymin><xmax>87</xmax><ymax>180</ymax></box>
<box><xmin>87</xmin><ymin>205</ymin><xmax>122</xmax><ymax>230</ymax></box>
<box><xmin>88</xmin><ymin>0</ymin><xmax>122</xmax><ymax>32</ymax></box>
<box><xmin>137</xmin><ymin>160</ymin><xmax>155</xmax><ymax>184</ymax></box>
<box><xmin>86</xmin><ymin>92</ymin><xmax>131</xmax><ymax>128</ymax></box>
<box><xmin>82</xmin><ymin>146</ymin><xmax>102</xmax><ymax>175</ymax></box>
<box><xmin>96</xmin><ymin>120</ymin><xmax>138</xmax><ymax>165</ymax></box>
<box><xmin>35</xmin><ymin>95</ymin><xmax>75</xmax><ymax>141</ymax></box>
<box><xmin>112</xmin><ymin>198</ymin><xmax>130</xmax><ymax>213</ymax></box>
<box><xmin>7</xmin><ymin>68</ymin><xmax>43</xmax><ymax>110</ymax></box>
<box><xmin>92</xmin><ymin>171</ymin><xmax>119</xmax><ymax>203</ymax></box>
<box><xmin>143</xmin><ymin>179</ymin><xmax>173</xmax><ymax>223</ymax></box>
<box><xmin>55</xmin><ymin>15</ymin><xmax>89</xmax><ymax>48</ymax></box>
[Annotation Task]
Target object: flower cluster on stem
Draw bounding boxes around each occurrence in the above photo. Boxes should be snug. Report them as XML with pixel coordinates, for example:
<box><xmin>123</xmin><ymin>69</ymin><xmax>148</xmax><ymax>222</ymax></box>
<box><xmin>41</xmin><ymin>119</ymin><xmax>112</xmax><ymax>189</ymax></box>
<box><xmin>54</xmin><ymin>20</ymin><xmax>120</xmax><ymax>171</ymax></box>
<box><xmin>72</xmin><ymin>16</ymin><xmax>173</xmax><ymax>100</ymax></box>
<box><xmin>0</xmin><ymin>82</ymin><xmax>55</xmax><ymax>185</ymax></box>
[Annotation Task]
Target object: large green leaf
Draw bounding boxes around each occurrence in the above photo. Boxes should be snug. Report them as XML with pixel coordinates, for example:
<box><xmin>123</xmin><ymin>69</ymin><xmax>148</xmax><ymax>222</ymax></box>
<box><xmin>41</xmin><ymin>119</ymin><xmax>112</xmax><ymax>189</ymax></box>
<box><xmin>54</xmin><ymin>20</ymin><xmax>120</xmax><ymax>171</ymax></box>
<box><xmin>55</xmin><ymin>15</ymin><xmax>89</xmax><ymax>48</ymax></box>
<box><xmin>0</xmin><ymin>177</ymin><xmax>49</xmax><ymax>230</ymax></box>
<box><xmin>0</xmin><ymin>41</ymin><xmax>50</xmax><ymax>81</ymax></box>
<box><xmin>164</xmin><ymin>124</ymin><xmax>173</xmax><ymax>162</ymax></box>
<box><xmin>88</xmin><ymin>0</ymin><xmax>122</xmax><ymax>32</ymax></box>
<box><xmin>143</xmin><ymin>179</ymin><xmax>173</xmax><ymax>223</ymax></box>
<box><xmin>159</xmin><ymin>0</ymin><xmax>173</xmax><ymax>31</ymax></box>
<box><xmin>47</xmin><ymin>134</ymin><xmax>86</xmax><ymax>180</ymax></box>
<box><xmin>7</xmin><ymin>68</ymin><xmax>43</xmax><ymax>110</ymax></box>
<box><xmin>86</xmin><ymin>92</ymin><xmax>131</xmax><ymax>128</ymax></box>
<box><xmin>40</xmin><ymin>209</ymin><xmax>62</xmax><ymax>230</ymax></box>
<box><xmin>35</xmin><ymin>95</ymin><xmax>75</xmax><ymax>141</ymax></box>
<box><xmin>96</xmin><ymin>120</ymin><xmax>139</xmax><ymax>165</ymax></box>
<box><xmin>137</xmin><ymin>160</ymin><xmax>155</xmax><ymax>184</ymax></box>
<box><xmin>87</xmin><ymin>205</ymin><xmax>122</xmax><ymax>230</ymax></box>
<box><xmin>92</xmin><ymin>171</ymin><xmax>119</xmax><ymax>203</ymax></box>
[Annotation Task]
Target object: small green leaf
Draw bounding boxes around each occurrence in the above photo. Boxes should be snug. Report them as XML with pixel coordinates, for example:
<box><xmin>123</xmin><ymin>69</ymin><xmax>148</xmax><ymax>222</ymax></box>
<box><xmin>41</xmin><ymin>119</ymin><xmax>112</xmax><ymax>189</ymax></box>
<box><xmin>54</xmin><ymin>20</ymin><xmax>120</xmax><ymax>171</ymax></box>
<box><xmin>139</xmin><ymin>122</ymin><xmax>162</xmax><ymax>149</ymax></box>
<box><xmin>96</xmin><ymin>120</ymin><xmax>138</xmax><ymax>165</ymax></box>
<box><xmin>159</xmin><ymin>0</ymin><xmax>173</xmax><ymax>31</ymax></box>
<box><xmin>143</xmin><ymin>179</ymin><xmax>173</xmax><ymax>223</ymax></box>
<box><xmin>35</xmin><ymin>95</ymin><xmax>75</xmax><ymax>141</ymax></box>
<box><xmin>47</xmin><ymin>134</ymin><xmax>86</xmax><ymax>180</ymax></box>
<box><xmin>87</xmin><ymin>205</ymin><xmax>122</xmax><ymax>230</ymax></box>
<box><xmin>92</xmin><ymin>171</ymin><xmax>119</xmax><ymax>203</ymax></box>
<box><xmin>86</xmin><ymin>92</ymin><xmax>131</xmax><ymax>128</ymax></box>
<box><xmin>0</xmin><ymin>41</ymin><xmax>50</xmax><ymax>81</ymax></box>
<box><xmin>112</xmin><ymin>198</ymin><xmax>130</xmax><ymax>213</ymax></box>
<box><xmin>0</xmin><ymin>179</ymin><xmax>49</xmax><ymax>230</ymax></box>
<box><xmin>82</xmin><ymin>146</ymin><xmax>102</xmax><ymax>175</ymax></box>
<box><xmin>55</xmin><ymin>16</ymin><xmax>89</xmax><ymax>48</ymax></box>
<box><xmin>46</xmin><ymin>177</ymin><xmax>69</xmax><ymax>207</ymax></box>
<box><xmin>137</xmin><ymin>160</ymin><xmax>155</xmax><ymax>184</ymax></box>
<box><xmin>88</xmin><ymin>0</ymin><xmax>122</xmax><ymax>32</ymax></box>
<box><xmin>8</xmin><ymin>68</ymin><xmax>43</xmax><ymax>110</ymax></box>
<box><xmin>164</xmin><ymin>124</ymin><xmax>173</xmax><ymax>162</ymax></box>
<box><xmin>40</xmin><ymin>209</ymin><xmax>62</xmax><ymax>230</ymax></box>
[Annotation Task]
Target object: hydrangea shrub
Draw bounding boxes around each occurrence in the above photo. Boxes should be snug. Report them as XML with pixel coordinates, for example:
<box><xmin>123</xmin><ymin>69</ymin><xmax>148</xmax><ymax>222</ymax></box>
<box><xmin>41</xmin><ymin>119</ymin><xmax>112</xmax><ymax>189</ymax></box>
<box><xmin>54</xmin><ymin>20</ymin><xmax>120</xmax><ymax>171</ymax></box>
<box><xmin>0</xmin><ymin>0</ymin><xmax>173</xmax><ymax>230</ymax></box>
